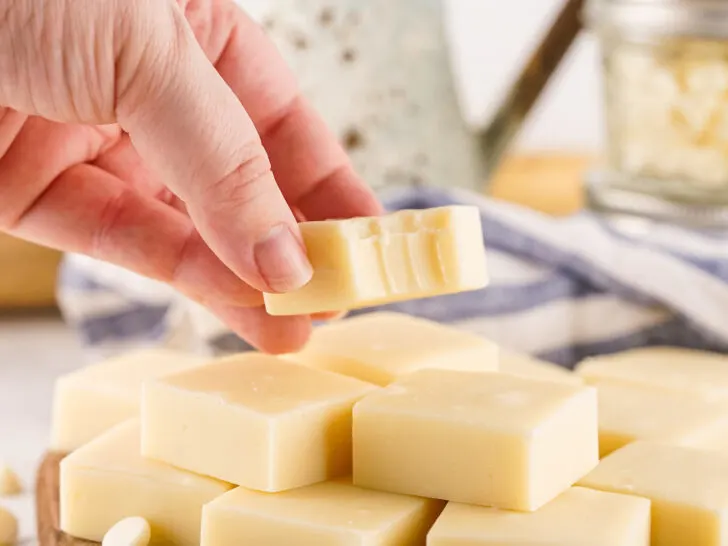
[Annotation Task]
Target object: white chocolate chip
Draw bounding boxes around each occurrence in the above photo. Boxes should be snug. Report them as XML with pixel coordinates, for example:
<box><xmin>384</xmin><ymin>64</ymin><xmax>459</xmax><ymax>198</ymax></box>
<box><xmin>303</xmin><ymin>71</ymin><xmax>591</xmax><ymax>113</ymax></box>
<box><xmin>102</xmin><ymin>517</ymin><xmax>151</xmax><ymax>546</ymax></box>
<box><xmin>0</xmin><ymin>464</ymin><xmax>22</xmax><ymax>497</ymax></box>
<box><xmin>609</xmin><ymin>42</ymin><xmax>728</xmax><ymax>189</ymax></box>
<box><xmin>0</xmin><ymin>506</ymin><xmax>17</xmax><ymax>545</ymax></box>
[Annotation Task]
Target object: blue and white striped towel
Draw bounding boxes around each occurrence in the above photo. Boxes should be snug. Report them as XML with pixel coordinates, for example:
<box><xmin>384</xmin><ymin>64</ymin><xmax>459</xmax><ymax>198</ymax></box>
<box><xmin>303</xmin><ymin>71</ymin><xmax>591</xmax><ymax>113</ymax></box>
<box><xmin>56</xmin><ymin>187</ymin><xmax>728</xmax><ymax>369</ymax></box>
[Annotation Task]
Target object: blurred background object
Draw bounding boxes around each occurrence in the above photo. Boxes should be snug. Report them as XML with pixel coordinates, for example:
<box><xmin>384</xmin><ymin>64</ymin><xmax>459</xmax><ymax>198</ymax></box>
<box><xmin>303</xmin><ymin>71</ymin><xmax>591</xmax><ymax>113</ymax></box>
<box><xmin>585</xmin><ymin>0</ymin><xmax>728</xmax><ymax>226</ymax></box>
<box><xmin>259</xmin><ymin>0</ymin><xmax>489</xmax><ymax>191</ymax></box>
<box><xmin>0</xmin><ymin>235</ymin><xmax>60</xmax><ymax>310</ymax></box>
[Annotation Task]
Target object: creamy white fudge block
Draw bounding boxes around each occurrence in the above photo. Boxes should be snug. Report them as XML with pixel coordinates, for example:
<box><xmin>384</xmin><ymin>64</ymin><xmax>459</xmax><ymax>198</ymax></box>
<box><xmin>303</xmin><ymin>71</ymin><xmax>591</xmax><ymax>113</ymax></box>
<box><xmin>682</xmin><ymin>420</ymin><xmax>728</xmax><ymax>453</ymax></box>
<box><xmin>263</xmin><ymin>206</ymin><xmax>488</xmax><ymax>316</ymax></box>
<box><xmin>580</xmin><ymin>441</ymin><xmax>728</xmax><ymax>546</ymax></box>
<box><xmin>597</xmin><ymin>382</ymin><xmax>728</xmax><ymax>457</ymax></box>
<box><xmin>142</xmin><ymin>353</ymin><xmax>376</xmax><ymax>491</ymax></box>
<box><xmin>427</xmin><ymin>487</ymin><xmax>650</xmax><ymax>546</ymax></box>
<box><xmin>499</xmin><ymin>350</ymin><xmax>582</xmax><ymax>385</ymax></box>
<box><xmin>353</xmin><ymin>369</ymin><xmax>598</xmax><ymax>511</ymax></box>
<box><xmin>284</xmin><ymin>311</ymin><xmax>498</xmax><ymax>386</ymax></box>
<box><xmin>576</xmin><ymin>347</ymin><xmax>728</xmax><ymax>401</ymax></box>
<box><xmin>59</xmin><ymin>420</ymin><xmax>232</xmax><ymax>545</ymax></box>
<box><xmin>51</xmin><ymin>348</ymin><xmax>208</xmax><ymax>451</ymax></box>
<box><xmin>201</xmin><ymin>478</ymin><xmax>444</xmax><ymax>546</ymax></box>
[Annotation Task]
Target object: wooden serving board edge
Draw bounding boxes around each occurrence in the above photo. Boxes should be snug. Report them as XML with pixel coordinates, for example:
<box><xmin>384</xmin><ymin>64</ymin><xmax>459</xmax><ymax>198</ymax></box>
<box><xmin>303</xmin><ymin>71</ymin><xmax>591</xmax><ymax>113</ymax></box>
<box><xmin>36</xmin><ymin>451</ymin><xmax>98</xmax><ymax>546</ymax></box>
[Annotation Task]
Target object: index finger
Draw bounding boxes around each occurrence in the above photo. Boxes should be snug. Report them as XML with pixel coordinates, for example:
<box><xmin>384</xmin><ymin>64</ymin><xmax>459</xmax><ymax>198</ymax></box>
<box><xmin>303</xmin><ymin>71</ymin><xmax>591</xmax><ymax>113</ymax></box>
<box><xmin>116</xmin><ymin>0</ymin><xmax>312</xmax><ymax>295</ymax></box>
<box><xmin>208</xmin><ymin>2</ymin><xmax>384</xmax><ymax>221</ymax></box>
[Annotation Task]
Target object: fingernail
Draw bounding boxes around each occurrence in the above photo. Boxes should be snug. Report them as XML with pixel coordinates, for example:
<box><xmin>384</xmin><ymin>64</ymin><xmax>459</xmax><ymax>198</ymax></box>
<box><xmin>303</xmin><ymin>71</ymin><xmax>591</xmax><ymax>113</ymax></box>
<box><xmin>254</xmin><ymin>224</ymin><xmax>313</xmax><ymax>293</ymax></box>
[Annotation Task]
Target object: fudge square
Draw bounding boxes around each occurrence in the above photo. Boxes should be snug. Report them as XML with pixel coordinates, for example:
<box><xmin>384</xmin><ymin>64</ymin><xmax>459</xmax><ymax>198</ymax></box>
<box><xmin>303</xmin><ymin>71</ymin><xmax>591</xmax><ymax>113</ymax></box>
<box><xmin>285</xmin><ymin>311</ymin><xmax>499</xmax><ymax>386</ymax></box>
<box><xmin>60</xmin><ymin>420</ymin><xmax>232</xmax><ymax>546</ymax></box>
<box><xmin>263</xmin><ymin>206</ymin><xmax>488</xmax><ymax>316</ymax></box>
<box><xmin>201</xmin><ymin>478</ymin><xmax>444</xmax><ymax>546</ymax></box>
<box><xmin>579</xmin><ymin>441</ymin><xmax>728</xmax><ymax>546</ymax></box>
<box><xmin>51</xmin><ymin>348</ymin><xmax>208</xmax><ymax>452</ymax></box>
<box><xmin>595</xmin><ymin>381</ymin><xmax>728</xmax><ymax>457</ymax></box>
<box><xmin>428</xmin><ymin>487</ymin><xmax>650</xmax><ymax>546</ymax></box>
<box><xmin>353</xmin><ymin>369</ymin><xmax>598</xmax><ymax>511</ymax></box>
<box><xmin>141</xmin><ymin>353</ymin><xmax>376</xmax><ymax>492</ymax></box>
<box><xmin>575</xmin><ymin>346</ymin><xmax>728</xmax><ymax>401</ymax></box>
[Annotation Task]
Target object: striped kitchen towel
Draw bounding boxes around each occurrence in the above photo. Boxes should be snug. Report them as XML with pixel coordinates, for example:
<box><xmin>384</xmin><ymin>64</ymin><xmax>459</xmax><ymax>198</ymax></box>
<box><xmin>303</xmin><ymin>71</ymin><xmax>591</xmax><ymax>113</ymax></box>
<box><xmin>56</xmin><ymin>186</ymin><xmax>728</xmax><ymax>369</ymax></box>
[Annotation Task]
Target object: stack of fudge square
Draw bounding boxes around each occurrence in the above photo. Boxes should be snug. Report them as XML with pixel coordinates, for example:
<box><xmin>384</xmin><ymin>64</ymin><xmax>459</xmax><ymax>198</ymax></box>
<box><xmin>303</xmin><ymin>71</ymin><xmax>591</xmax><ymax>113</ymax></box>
<box><xmin>54</xmin><ymin>312</ymin><xmax>728</xmax><ymax>546</ymax></box>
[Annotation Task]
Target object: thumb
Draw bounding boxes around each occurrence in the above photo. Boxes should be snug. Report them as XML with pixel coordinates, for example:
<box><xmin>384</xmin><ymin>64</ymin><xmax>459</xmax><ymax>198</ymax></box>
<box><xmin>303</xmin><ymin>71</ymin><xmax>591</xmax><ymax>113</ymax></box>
<box><xmin>114</xmin><ymin>0</ymin><xmax>312</xmax><ymax>294</ymax></box>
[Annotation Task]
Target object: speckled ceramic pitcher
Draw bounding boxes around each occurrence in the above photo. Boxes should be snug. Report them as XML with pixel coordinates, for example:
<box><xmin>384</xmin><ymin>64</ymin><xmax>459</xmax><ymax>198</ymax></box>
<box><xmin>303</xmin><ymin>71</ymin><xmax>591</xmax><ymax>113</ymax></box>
<box><xmin>249</xmin><ymin>0</ymin><xmax>487</xmax><ymax>192</ymax></box>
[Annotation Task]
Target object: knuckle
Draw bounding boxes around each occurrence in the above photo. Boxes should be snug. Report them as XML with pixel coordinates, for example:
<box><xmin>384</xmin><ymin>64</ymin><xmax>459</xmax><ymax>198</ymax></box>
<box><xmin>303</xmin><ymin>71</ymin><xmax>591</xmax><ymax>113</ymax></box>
<box><xmin>91</xmin><ymin>188</ymin><xmax>134</xmax><ymax>256</ymax></box>
<box><xmin>201</xmin><ymin>143</ymin><xmax>275</xmax><ymax>210</ymax></box>
<box><xmin>168</xmin><ymin>225</ymin><xmax>198</xmax><ymax>284</ymax></box>
<box><xmin>114</xmin><ymin>0</ymin><xmax>187</xmax><ymax>115</ymax></box>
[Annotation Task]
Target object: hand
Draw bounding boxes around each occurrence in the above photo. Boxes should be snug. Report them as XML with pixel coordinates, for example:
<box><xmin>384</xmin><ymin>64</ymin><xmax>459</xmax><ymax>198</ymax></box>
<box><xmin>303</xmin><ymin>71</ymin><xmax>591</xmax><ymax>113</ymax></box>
<box><xmin>0</xmin><ymin>0</ymin><xmax>382</xmax><ymax>353</ymax></box>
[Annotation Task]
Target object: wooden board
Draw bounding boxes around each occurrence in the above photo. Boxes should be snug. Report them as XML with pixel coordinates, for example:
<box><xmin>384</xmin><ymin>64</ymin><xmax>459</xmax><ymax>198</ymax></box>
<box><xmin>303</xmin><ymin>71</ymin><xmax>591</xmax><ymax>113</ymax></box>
<box><xmin>36</xmin><ymin>451</ymin><xmax>98</xmax><ymax>546</ymax></box>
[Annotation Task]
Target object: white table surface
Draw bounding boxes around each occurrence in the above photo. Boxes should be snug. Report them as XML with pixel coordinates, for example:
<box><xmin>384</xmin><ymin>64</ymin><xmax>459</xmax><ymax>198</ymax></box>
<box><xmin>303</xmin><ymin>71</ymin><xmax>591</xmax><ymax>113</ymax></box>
<box><xmin>1</xmin><ymin>315</ymin><xmax>84</xmax><ymax>544</ymax></box>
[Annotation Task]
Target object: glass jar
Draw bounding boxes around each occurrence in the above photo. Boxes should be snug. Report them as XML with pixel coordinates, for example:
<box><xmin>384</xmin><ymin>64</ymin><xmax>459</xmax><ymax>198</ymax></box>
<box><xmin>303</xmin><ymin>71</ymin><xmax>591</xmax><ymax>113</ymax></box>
<box><xmin>585</xmin><ymin>0</ymin><xmax>728</xmax><ymax>227</ymax></box>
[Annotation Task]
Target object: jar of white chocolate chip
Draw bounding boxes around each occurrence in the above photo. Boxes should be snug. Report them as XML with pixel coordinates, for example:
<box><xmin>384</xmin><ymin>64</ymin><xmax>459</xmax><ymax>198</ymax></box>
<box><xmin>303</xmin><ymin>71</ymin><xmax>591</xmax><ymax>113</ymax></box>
<box><xmin>585</xmin><ymin>0</ymin><xmax>728</xmax><ymax>227</ymax></box>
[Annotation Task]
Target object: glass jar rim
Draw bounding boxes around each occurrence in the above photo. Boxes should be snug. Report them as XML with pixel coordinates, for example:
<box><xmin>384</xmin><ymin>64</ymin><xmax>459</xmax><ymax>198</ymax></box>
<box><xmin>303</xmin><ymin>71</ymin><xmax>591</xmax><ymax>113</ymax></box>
<box><xmin>585</xmin><ymin>0</ymin><xmax>728</xmax><ymax>39</ymax></box>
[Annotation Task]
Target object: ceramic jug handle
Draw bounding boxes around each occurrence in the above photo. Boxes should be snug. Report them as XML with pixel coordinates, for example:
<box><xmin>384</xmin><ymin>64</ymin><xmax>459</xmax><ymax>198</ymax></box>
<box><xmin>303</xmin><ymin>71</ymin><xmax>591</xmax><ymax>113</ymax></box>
<box><xmin>479</xmin><ymin>0</ymin><xmax>585</xmax><ymax>181</ymax></box>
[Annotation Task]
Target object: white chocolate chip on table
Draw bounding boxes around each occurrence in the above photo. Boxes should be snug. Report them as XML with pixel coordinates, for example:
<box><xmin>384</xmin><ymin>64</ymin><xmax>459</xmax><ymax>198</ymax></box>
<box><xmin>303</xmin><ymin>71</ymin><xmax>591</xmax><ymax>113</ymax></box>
<box><xmin>101</xmin><ymin>517</ymin><xmax>150</xmax><ymax>546</ymax></box>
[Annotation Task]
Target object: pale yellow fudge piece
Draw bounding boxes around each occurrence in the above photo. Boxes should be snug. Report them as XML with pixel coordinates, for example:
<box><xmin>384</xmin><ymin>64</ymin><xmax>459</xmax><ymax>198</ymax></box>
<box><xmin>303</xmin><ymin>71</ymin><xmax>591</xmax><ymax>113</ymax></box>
<box><xmin>51</xmin><ymin>348</ymin><xmax>208</xmax><ymax>451</ymax></box>
<box><xmin>576</xmin><ymin>346</ymin><xmax>728</xmax><ymax>402</ymax></box>
<box><xmin>353</xmin><ymin>369</ymin><xmax>598</xmax><ymax>511</ymax></box>
<box><xmin>579</xmin><ymin>441</ymin><xmax>728</xmax><ymax>546</ymax></box>
<box><xmin>0</xmin><ymin>463</ymin><xmax>21</xmax><ymax>496</ymax></box>
<box><xmin>141</xmin><ymin>353</ymin><xmax>376</xmax><ymax>491</ymax></box>
<box><xmin>499</xmin><ymin>350</ymin><xmax>582</xmax><ymax>385</ymax></box>
<box><xmin>682</xmin><ymin>420</ymin><xmax>728</xmax><ymax>453</ymax></box>
<box><xmin>102</xmin><ymin>517</ymin><xmax>151</xmax><ymax>546</ymax></box>
<box><xmin>201</xmin><ymin>478</ymin><xmax>444</xmax><ymax>546</ymax></box>
<box><xmin>0</xmin><ymin>506</ymin><xmax>17</xmax><ymax>545</ymax></box>
<box><xmin>597</xmin><ymin>382</ymin><xmax>728</xmax><ymax>457</ymax></box>
<box><xmin>427</xmin><ymin>487</ymin><xmax>650</xmax><ymax>546</ymax></box>
<box><xmin>263</xmin><ymin>206</ymin><xmax>488</xmax><ymax>316</ymax></box>
<box><xmin>59</xmin><ymin>420</ymin><xmax>232</xmax><ymax>546</ymax></box>
<box><xmin>284</xmin><ymin>311</ymin><xmax>498</xmax><ymax>386</ymax></box>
